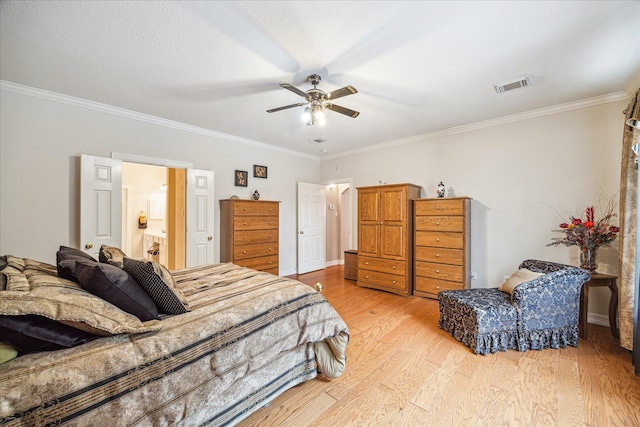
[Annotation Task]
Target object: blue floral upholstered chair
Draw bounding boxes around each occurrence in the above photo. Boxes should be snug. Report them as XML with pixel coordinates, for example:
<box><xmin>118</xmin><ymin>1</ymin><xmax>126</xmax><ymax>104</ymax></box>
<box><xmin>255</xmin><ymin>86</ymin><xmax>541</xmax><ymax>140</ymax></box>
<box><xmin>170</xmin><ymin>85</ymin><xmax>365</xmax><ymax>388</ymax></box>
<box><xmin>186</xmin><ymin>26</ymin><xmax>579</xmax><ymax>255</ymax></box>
<box><xmin>438</xmin><ymin>259</ymin><xmax>591</xmax><ymax>355</ymax></box>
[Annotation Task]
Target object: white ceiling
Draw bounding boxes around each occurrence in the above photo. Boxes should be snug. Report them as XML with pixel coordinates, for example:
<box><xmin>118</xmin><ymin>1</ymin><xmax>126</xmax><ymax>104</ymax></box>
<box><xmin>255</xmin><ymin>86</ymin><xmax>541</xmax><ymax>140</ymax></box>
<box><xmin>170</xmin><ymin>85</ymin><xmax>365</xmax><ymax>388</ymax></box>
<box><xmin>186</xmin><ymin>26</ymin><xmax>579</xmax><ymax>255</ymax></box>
<box><xmin>1</xmin><ymin>1</ymin><xmax>639</xmax><ymax>158</ymax></box>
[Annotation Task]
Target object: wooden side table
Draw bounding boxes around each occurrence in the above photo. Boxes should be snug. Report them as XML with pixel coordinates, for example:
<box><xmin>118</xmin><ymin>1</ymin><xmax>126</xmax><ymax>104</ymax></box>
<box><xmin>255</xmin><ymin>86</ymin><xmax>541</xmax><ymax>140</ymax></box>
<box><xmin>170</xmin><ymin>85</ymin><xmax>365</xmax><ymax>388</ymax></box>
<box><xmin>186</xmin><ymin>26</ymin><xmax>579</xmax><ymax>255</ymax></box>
<box><xmin>579</xmin><ymin>273</ymin><xmax>618</xmax><ymax>339</ymax></box>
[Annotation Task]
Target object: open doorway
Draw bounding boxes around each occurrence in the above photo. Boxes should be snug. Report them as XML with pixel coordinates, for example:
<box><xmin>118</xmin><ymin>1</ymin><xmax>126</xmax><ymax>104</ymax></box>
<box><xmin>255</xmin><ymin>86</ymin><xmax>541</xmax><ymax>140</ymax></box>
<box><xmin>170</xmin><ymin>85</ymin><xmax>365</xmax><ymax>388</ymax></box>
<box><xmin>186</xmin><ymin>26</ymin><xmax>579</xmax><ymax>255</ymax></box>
<box><xmin>121</xmin><ymin>163</ymin><xmax>186</xmax><ymax>269</ymax></box>
<box><xmin>322</xmin><ymin>178</ymin><xmax>355</xmax><ymax>268</ymax></box>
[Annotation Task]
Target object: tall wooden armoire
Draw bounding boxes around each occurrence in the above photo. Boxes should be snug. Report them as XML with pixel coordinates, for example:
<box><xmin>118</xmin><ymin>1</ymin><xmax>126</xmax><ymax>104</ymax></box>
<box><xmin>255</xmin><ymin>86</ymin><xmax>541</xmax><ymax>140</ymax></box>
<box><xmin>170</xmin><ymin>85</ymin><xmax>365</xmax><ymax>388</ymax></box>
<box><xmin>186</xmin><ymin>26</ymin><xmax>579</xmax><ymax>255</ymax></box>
<box><xmin>357</xmin><ymin>183</ymin><xmax>421</xmax><ymax>296</ymax></box>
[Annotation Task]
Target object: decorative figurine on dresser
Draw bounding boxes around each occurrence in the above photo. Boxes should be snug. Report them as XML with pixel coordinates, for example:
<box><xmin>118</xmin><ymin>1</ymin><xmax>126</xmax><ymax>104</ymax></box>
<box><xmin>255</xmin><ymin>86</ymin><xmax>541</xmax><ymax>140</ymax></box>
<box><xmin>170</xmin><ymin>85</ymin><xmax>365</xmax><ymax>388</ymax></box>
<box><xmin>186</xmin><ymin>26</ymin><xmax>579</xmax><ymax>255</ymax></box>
<box><xmin>437</xmin><ymin>181</ymin><xmax>445</xmax><ymax>198</ymax></box>
<box><xmin>357</xmin><ymin>183</ymin><xmax>422</xmax><ymax>296</ymax></box>
<box><xmin>220</xmin><ymin>199</ymin><xmax>280</xmax><ymax>275</ymax></box>
<box><xmin>413</xmin><ymin>196</ymin><xmax>471</xmax><ymax>299</ymax></box>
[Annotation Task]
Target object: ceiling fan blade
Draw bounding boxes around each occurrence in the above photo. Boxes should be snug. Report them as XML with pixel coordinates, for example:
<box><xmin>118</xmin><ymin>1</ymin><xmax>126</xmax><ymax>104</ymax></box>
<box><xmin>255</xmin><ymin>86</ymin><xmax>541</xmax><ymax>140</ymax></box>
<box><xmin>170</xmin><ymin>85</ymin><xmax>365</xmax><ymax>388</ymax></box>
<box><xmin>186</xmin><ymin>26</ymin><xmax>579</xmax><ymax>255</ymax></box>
<box><xmin>280</xmin><ymin>83</ymin><xmax>310</xmax><ymax>99</ymax></box>
<box><xmin>324</xmin><ymin>85</ymin><xmax>358</xmax><ymax>101</ymax></box>
<box><xmin>325</xmin><ymin>103</ymin><xmax>360</xmax><ymax>118</ymax></box>
<box><xmin>266</xmin><ymin>102</ymin><xmax>308</xmax><ymax>113</ymax></box>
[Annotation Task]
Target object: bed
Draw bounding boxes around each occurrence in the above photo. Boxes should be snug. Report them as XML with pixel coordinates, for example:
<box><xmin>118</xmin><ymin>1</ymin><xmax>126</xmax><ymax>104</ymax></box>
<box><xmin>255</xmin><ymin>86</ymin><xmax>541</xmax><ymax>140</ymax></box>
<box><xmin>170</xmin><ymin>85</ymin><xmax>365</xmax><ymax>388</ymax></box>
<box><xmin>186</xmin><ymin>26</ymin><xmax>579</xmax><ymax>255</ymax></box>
<box><xmin>0</xmin><ymin>250</ymin><xmax>349</xmax><ymax>426</ymax></box>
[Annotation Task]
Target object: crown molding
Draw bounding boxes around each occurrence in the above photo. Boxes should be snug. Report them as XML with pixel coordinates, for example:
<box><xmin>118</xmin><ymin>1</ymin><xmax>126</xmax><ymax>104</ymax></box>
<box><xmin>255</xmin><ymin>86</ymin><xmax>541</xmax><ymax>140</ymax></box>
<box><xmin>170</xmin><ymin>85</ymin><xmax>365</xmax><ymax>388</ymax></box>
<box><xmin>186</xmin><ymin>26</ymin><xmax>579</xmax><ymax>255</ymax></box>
<box><xmin>0</xmin><ymin>80</ymin><xmax>320</xmax><ymax>161</ymax></box>
<box><xmin>323</xmin><ymin>91</ymin><xmax>630</xmax><ymax>160</ymax></box>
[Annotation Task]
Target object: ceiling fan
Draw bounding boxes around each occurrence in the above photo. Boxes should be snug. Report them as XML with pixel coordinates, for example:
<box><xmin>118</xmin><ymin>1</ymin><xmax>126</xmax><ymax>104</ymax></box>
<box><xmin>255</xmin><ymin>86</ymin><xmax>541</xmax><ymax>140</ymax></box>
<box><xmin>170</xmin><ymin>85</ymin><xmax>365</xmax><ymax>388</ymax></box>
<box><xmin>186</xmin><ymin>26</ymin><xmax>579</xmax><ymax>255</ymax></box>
<box><xmin>267</xmin><ymin>74</ymin><xmax>359</xmax><ymax>126</ymax></box>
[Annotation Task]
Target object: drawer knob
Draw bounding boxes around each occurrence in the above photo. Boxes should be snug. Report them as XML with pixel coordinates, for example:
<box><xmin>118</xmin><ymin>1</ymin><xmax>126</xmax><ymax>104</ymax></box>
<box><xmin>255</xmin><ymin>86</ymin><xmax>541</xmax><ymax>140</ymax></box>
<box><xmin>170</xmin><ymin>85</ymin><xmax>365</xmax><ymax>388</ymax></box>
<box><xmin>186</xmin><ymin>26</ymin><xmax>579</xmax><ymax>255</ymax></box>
<box><xmin>392</xmin><ymin>266</ymin><xmax>396</xmax><ymax>269</ymax></box>
<box><xmin>436</xmin><ymin>269</ymin><xmax>440</xmax><ymax>273</ymax></box>
<box><xmin>436</xmin><ymin>238</ymin><xmax>440</xmax><ymax>242</ymax></box>
<box><xmin>243</xmin><ymin>236</ymin><xmax>247</xmax><ymax>240</ymax></box>
<box><xmin>269</xmin><ymin>261</ymin><xmax>272</xmax><ymax>264</ymax></box>
<box><xmin>269</xmin><ymin>222</ymin><xmax>273</xmax><ymax>225</ymax></box>
<box><xmin>436</xmin><ymin>222</ymin><xmax>440</xmax><ymax>226</ymax></box>
<box><xmin>269</xmin><ymin>208</ymin><xmax>273</xmax><ymax>212</ymax></box>
<box><xmin>365</xmin><ymin>275</ymin><xmax>369</xmax><ymax>279</ymax></box>
<box><xmin>269</xmin><ymin>235</ymin><xmax>272</xmax><ymax>239</ymax></box>
<box><xmin>436</xmin><ymin>254</ymin><xmax>440</xmax><ymax>258</ymax></box>
<box><xmin>243</xmin><ymin>222</ymin><xmax>247</xmax><ymax>226</ymax></box>
<box><xmin>436</xmin><ymin>206</ymin><xmax>440</xmax><ymax>210</ymax></box>
<box><xmin>268</xmin><ymin>248</ymin><xmax>272</xmax><ymax>251</ymax></box>
<box><xmin>243</xmin><ymin>250</ymin><xmax>247</xmax><ymax>254</ymax></box>
<box><xmin>436</xmin><ymin>286</ymin><xmax>440</xmax><ymax>290</ymax></box>
<box><xmin>365</xmin><ymin>262</ymin><xmax>369</xmax><ymax>265</ymax></box>
<box><xmin>243</xmin><ymin>208</ymin><xmax>247</xmax><ymax>211</ymax></box>
<box><xmin>392</xmin><ymin>280</ymin><xmax>396</xmax><ymax>284</ymax></box>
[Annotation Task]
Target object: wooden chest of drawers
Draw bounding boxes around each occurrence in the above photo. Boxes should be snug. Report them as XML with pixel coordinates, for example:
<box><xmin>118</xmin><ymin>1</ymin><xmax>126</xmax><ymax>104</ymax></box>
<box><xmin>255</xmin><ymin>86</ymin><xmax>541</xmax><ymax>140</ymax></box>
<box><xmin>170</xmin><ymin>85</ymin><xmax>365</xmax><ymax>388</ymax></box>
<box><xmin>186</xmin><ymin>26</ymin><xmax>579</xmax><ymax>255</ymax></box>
<box><xmin>220</xmin><ymin>199</ymin><xmax>279</xmax><ymax>275</ymax></box>
<box><xmin>413</xmin><ymin>197</ymin><xmax>471</xmax><ymax>299</ymax></box>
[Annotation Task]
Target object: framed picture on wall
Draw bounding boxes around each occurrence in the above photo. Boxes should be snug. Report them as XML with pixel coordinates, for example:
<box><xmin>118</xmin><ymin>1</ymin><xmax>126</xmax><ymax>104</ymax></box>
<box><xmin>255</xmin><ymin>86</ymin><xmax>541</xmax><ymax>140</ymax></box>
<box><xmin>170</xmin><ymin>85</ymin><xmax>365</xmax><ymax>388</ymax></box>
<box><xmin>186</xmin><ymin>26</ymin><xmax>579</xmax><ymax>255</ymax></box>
<box><xmin>253</xmin><ymin>165</ymin><xmax>268</xmax><ymax>178</ymax></box>
<box><xmin>235</xmin><ymin>170</ymin><xmax>248</xmax><ymax>187</ymax></box>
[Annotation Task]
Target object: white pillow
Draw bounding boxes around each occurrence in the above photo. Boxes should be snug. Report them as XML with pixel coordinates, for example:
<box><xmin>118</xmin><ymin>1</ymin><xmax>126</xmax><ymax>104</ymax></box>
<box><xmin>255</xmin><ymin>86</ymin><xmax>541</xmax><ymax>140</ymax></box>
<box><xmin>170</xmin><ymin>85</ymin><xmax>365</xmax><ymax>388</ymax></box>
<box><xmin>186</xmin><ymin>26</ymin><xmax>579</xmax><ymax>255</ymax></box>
<box><xmin>498</xmin><ymin>268</ymin><xmax>544</xmax><ymax>294</ymax></box>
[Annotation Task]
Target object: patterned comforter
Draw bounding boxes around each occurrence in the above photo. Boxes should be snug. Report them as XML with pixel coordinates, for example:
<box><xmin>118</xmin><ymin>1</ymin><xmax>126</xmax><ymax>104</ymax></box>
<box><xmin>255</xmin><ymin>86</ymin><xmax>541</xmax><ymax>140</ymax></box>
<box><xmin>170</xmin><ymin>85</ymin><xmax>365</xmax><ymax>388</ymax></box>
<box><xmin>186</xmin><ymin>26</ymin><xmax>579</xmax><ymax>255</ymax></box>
<box><xmin>0</xmin><ymin>263</ymin><xmax>349</xmax><ymax>426</ymax></box>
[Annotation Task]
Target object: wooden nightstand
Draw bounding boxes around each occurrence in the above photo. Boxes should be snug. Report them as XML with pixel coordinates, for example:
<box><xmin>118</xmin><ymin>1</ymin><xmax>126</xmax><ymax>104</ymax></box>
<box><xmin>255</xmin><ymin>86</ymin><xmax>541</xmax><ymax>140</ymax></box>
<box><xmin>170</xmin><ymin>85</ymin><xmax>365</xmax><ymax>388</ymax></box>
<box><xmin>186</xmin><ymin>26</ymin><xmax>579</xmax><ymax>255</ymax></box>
<box><xmin>579</xmin><ymin>273</ymin><xmax>618</xmax><ymax>339</ymax></box>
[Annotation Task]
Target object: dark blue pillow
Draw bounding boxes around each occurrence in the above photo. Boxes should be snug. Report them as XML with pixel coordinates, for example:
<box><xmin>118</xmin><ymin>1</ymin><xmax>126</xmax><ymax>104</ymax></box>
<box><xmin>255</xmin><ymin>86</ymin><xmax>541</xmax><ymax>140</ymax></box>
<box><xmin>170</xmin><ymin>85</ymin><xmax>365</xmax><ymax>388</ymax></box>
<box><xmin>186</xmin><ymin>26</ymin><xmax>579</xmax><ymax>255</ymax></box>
<box><xmin>0</xmin><ymin>314</ymin><xmax>97</xmax><ymax>354</ymax></box>
<box><xmin>56</xmin><ymin>246</ymin><xmax>97</xmax><ymax>283</ymax></box>
<box><xmin>74</xmin><ymin>260</ymin><xmax>160</xmax><ymax>321</ymax></box>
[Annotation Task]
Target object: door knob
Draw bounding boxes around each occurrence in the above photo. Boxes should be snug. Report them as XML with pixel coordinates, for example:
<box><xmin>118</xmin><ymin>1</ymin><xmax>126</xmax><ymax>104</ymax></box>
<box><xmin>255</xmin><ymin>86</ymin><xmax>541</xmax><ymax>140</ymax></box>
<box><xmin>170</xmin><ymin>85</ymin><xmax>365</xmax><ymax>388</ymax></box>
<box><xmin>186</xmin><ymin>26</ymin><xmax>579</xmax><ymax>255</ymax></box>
<box><xmin>207</xmin><ymin>236</ymin><xmax>213</xmax><ymax>241</ymax></box>
<box><xmin>85</xmin><ymin>243</ymin><xmax>93</xmax><ymax>249</ymax></box>
<box><xmin>299</xmin><ymin>231</ymin><xmax>304</xmax><ymax>234</ymax></box>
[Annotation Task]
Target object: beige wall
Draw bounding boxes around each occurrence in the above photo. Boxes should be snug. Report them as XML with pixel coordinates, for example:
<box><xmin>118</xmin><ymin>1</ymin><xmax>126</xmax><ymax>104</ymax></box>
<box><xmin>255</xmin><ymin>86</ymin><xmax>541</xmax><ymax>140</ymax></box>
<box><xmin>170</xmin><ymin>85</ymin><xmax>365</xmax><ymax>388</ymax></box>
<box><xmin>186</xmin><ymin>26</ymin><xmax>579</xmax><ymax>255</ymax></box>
<box><xmin>320</xmin><ymin>98</ymin><xmax>627</xmax><ymax>321</ymax></box>
<box><xmin>0</xmin><ymin>88</ymin><xmax>321</xmax><ymax>275</ymax></box>
<box><xmin>0</xmin><ymin>85</ymin><xmax>627</xmax><ymax>321</ymax></box>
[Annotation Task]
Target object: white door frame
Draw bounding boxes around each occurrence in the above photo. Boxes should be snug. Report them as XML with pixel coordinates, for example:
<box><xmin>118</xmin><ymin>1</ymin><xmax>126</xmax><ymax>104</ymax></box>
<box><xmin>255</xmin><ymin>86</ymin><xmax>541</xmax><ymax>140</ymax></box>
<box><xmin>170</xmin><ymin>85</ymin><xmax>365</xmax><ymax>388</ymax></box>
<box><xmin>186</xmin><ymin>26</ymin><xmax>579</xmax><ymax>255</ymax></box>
<box><xmin>321</xmin><ymin>177</ymin><xmax>356</xmax><ymax>252</ymax></box>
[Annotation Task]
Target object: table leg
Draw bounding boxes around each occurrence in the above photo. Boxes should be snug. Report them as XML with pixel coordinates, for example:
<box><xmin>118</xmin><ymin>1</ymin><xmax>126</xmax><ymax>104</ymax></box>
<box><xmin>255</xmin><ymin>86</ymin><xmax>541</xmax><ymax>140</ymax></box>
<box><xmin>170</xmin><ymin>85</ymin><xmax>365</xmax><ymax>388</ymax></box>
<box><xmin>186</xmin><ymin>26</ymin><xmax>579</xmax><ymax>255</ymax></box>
<box><xmin>580</xmin><ymin>283</ymin><xmax>588</xmax><ymax>339</ymax></box>
<box><xmin>608</xmin><ymin>280</ymin><xmax>619</xmax><ymax>339</ymax></box>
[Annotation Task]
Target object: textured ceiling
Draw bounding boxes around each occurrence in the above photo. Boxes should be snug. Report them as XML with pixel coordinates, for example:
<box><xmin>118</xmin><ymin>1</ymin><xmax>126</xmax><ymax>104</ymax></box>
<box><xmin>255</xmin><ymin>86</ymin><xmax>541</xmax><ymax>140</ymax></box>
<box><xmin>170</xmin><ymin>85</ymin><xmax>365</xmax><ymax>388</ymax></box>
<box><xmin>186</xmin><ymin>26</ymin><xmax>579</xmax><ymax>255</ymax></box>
<box><xmin>1</xmin><ymin>1</ymin><xmax>639</xmax><ymax>158</ymax></box>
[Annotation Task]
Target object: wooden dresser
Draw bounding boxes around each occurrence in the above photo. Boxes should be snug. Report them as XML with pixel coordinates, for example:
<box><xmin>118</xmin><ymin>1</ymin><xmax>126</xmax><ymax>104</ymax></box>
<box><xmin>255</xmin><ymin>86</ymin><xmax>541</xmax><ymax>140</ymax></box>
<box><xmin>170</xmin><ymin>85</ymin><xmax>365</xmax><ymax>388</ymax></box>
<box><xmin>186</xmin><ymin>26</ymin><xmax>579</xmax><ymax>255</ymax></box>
<box><xmin>357</xmin><ymin>183</ymin><xmax>421</xmax><ymax>296</ymax></box>
<box><xmin>413</xmin><ymin>197</ymin><xmax>471</xmax><ymax>299</ymax></box>
<box><xmin>219</xmin><ymin>199</ymin><xmax>279</xmax><ymax>275</ymax></box>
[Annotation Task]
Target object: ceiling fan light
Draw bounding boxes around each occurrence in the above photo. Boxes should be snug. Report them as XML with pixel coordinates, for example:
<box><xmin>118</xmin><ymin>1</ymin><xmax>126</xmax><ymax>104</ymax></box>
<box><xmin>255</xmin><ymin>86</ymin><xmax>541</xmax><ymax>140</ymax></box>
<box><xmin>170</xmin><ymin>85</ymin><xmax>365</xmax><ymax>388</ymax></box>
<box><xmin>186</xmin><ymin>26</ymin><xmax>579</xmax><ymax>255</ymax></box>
<box><xmin>302</xmin><ymin>106</ymin><xmax>311</xmax><ymax>123</ymax></box>
<box><xmin>314</xmin><ymin>105</ymin><xmax>326</xmax><ymax>126</ymax></box>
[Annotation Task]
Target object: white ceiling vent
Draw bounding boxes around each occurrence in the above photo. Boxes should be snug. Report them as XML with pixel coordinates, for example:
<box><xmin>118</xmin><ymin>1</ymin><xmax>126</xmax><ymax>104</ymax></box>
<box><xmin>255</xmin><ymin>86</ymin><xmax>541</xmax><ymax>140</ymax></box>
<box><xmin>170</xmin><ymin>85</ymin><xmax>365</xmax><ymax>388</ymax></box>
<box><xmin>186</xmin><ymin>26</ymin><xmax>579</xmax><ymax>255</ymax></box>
<box><xmin>308</xmin><ymin>138</ymin><xmax>326</xmax><ymax>144</ymax></box>
<box><xmin>494</xmin><ymin>76</ymin><xmax>531</xmax><ymax>94</ymax></box>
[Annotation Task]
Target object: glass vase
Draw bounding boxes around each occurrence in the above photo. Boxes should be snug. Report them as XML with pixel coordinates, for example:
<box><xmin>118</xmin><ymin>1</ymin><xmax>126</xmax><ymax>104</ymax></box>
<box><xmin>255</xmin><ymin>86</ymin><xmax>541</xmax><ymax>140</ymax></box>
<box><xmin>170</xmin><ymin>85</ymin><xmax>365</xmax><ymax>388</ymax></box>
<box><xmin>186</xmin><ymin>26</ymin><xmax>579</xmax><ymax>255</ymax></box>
<box><xmin>579</xmin><ymin>246</ymin><xmax>598</xmax><ymax>271</ymax></box>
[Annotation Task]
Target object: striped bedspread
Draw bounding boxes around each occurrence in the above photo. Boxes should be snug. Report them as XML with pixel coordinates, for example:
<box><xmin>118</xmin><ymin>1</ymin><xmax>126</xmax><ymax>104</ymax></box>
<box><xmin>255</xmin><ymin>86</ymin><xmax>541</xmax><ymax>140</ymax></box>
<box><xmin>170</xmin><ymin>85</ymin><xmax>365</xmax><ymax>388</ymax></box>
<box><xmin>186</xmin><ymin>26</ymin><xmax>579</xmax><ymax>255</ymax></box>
<box><xmin>0</xmin><ymin>263</ymin><xmax>349</xmax><ymax>426</ymax></box>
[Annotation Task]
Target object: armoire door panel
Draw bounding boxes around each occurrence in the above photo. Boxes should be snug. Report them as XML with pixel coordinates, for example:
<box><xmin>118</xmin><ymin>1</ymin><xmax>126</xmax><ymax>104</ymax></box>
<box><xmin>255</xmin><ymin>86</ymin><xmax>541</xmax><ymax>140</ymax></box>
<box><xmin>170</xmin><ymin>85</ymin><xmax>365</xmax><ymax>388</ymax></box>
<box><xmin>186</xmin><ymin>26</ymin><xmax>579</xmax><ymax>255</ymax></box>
<box><xmin>359</xmin><ymin>190</ymin><xmax>380</xmax><ymax>222</ymax></box>
<box><xmin>381</xmin><ymin>188</ymin><xmax>405</xmax><ymax>222</ymax></box>
<box><xmin>359</xmin><ymin>223</ymin><xmax>380</xmax><ymax>257</ymax></box>
<box><xmin>381</xmin><ymin>223</ymin><xmax>405</xmax><ymax>259</ymax></box>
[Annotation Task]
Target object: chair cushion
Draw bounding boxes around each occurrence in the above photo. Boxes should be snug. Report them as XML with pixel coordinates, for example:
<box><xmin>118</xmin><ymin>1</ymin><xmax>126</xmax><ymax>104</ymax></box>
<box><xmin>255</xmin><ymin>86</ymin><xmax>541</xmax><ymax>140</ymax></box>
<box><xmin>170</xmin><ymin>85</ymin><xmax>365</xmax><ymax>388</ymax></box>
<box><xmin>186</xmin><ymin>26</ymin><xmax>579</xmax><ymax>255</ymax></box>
<box><xmin>439</xmin><ymin>288</ymin><xmax>519</xmax><ymax>354</ymax></box>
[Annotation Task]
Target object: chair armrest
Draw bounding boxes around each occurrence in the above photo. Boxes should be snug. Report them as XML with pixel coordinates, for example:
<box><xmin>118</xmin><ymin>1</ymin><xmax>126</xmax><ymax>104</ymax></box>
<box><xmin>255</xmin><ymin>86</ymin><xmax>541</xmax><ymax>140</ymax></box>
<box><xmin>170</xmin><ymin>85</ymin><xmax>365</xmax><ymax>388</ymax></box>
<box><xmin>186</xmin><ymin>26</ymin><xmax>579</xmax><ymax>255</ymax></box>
<box><xmin>518</xmin><ymin>259</ymin><xmax>584</xmax><ymax>274</ymax></box>
<box><xmin>511</xmin><ymin>266</ymin><xmax>591</xmax><ymax>330</ymax></box>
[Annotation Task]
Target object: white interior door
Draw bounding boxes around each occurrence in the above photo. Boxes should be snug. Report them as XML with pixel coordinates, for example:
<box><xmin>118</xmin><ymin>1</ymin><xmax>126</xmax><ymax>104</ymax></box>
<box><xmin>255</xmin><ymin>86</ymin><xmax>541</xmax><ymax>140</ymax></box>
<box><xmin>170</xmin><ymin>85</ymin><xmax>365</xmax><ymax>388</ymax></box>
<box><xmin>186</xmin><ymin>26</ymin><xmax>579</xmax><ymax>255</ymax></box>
<box><xmin>186</xmin><ymin>169</ymin><xmax>214</xmax><ymax>267</ymax></box>
<box><xmin>297</xmin><ymin>182</ymin><xmax>326</xmax><ymax>274</ymax></box>
<box><xmin>80</xmin><ymin>154</ymin><xmax>122</xmax><ymax>258</ymax></box>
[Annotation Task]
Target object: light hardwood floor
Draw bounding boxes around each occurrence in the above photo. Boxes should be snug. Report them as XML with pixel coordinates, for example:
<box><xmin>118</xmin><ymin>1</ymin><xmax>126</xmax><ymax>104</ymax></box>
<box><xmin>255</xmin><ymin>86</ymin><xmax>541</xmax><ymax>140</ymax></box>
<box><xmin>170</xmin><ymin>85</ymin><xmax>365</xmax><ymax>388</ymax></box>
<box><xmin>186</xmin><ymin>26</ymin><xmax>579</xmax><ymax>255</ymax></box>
<box><xmin>238</xmin><ymin>266</ymin><xmax>640</xmax><ymax>427</ymax></box>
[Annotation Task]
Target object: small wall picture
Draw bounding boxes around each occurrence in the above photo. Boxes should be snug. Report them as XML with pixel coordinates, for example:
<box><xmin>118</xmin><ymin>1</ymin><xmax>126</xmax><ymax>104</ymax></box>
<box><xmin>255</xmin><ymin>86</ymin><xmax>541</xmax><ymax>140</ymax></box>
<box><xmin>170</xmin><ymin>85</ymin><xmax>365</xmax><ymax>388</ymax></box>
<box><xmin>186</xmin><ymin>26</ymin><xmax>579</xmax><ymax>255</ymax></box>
<box><xmin>235</xmin><ymin>170</ymin><xmax>248</xmax><ymax>187</ymax></box>
<box><xmin>253</xmin><ymin>165</ymin><xmax>268</xmax><ymax>178</ymax></box>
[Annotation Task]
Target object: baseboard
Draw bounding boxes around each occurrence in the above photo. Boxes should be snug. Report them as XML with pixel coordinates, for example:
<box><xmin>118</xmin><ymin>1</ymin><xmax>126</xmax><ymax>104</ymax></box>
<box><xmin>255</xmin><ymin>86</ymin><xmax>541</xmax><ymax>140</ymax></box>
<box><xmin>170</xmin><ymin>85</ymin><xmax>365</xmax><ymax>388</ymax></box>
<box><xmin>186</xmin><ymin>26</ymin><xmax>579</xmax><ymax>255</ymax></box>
<box><xmin>325</xmin><ymin>260</ymin><xmax>344</xmax><ymax>268</ymax></box>
<box><xmin>588</xmin><ymin>313</ymin><xmax>610</xmax><ymax>327</ymax></box>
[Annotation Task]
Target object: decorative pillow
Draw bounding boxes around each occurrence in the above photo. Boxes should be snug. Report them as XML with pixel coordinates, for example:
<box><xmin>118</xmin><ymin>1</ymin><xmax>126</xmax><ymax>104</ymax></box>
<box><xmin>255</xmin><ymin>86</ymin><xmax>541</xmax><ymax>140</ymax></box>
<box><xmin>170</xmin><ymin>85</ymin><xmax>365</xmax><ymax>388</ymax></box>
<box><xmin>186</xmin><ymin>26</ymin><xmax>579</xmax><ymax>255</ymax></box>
<box><xmin>99</xmin><ymin>244</ymin><xmax>127</xmax><ymax>268</ymax></box>
<box><xmin>56</xmin><ymin>246</ymin><xmax>97</xmax><ymax>282</ymax></box>
<box><xmin>74</xmin><ymin>259</ymin><xmax>160</xmax><ymax>321</ymax></box>
<box><xmin>499</xmin><ymin>268</ymin><xmax>544</xmax><ymax>294</ymax></box>
<box><xmin>123</xmin><ymin>257</ymin><xmax>189</xmax><ymax>315</ymax></box>
<box><xmin>1</xmin><ymin>255</ymin><xmax>7</xmax><ymax>290</ymax></box>
<box><xmin>0</xmin><ymin>341</ymin><xmax>18</xmax><ymax>364</ymax></box>
<box><xmin>0</xmin><ymin>256</ymin><xmax>162</xmax><ymax>336</ymax></box>
<box><xmin>0</xmin><ymin>314</ymin><xmax>97</xmax><ymax>354</ymax></box>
